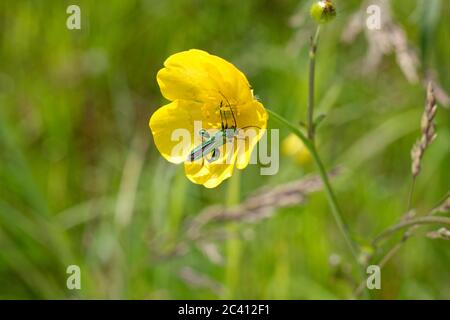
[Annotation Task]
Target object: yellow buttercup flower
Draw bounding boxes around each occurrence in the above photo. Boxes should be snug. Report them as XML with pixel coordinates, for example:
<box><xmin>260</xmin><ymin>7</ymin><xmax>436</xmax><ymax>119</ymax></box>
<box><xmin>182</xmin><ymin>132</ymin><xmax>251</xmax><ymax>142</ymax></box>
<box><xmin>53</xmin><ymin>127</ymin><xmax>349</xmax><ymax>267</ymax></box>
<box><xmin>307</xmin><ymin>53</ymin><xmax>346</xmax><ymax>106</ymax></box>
<box><xmin>149</xmin><ymin>49</ymin><xmax>268</xmax><ymax>188</ymax></box>
<box><xmin>282</xmin><ymin>133</ymin><xmax>312</xmax><ymax>165</ymax></box>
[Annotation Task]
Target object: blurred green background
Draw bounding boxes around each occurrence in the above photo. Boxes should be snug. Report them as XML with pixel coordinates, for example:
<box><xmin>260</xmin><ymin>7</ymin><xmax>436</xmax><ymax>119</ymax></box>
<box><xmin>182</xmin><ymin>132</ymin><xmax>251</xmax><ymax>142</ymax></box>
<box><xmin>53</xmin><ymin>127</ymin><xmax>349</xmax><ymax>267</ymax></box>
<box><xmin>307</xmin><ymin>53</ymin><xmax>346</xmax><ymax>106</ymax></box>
<box><xmin>0</xmin><ymin>0</ymin><xmax>449</xmax><ymax>299</ymax></box>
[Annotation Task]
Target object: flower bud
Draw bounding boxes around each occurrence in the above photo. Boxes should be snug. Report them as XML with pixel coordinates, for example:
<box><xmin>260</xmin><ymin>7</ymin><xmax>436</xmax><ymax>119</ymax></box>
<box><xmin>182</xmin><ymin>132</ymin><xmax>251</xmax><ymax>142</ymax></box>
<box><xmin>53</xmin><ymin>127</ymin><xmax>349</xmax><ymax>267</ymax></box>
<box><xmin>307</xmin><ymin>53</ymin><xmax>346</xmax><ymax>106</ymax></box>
<box><xmin>310</xmin><ymin>0</ymin><xmax>336</xmax><ymax>24</ymax></box>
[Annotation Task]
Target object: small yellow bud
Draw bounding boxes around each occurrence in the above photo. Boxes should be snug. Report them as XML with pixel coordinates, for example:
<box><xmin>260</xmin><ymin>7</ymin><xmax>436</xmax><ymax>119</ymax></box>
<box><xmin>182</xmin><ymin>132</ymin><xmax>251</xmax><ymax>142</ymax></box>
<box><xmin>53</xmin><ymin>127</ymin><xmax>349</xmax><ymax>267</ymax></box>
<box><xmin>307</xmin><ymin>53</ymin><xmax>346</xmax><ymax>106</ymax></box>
<box><xmin>310</xmin><ymin>0</ymin><xmax>336</xmax><ymax>24</ymax></box>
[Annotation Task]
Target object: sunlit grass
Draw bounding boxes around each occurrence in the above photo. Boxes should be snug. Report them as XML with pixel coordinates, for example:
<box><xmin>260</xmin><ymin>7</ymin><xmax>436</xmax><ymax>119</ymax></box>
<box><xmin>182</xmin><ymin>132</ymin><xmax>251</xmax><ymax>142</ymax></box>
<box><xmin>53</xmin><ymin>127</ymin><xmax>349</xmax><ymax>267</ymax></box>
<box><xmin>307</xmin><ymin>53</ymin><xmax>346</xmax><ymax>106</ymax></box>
<box><xmin>0</xmin><ymin>0</ymin><xmax>449</xmax><ymax>299</ymax></box>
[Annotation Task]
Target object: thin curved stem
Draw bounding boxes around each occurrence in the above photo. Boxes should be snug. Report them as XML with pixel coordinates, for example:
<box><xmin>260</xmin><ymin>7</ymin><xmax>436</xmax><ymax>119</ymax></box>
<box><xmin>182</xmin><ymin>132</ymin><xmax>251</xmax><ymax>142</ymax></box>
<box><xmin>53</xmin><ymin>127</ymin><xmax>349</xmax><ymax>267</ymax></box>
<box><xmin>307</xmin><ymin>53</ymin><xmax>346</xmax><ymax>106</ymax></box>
<box><xmin>267</xmin><ymin>24</ymin><xmax>363</xmax><ymax>297</ymax></box>
<box><xmin>309</xmin><ymin>144</ymin><xmax>360</xmax><ymax>263</ymax></box>
<box><xmin>353</xmin><ymin>214</ymin><xmax>450</xmax><ymax>299</ymax></box>
<box><xmin>267</xmin><ymin>109</ymin><xmax>312</xmax><ymax>148</ymax></box>
<box><xmin>307</xmin><ymin>25</ymin><xmax>321</xmax><ymax>141</ymax></box>
<box><xmin>372</xmin><ymin>215</ymin><xmax>450</xmax><ymax>246</ymax></box>
<box><xmin>267</xmin><ymin>109</ymin><xmax>360</xmax><ymax>266</ymax></box>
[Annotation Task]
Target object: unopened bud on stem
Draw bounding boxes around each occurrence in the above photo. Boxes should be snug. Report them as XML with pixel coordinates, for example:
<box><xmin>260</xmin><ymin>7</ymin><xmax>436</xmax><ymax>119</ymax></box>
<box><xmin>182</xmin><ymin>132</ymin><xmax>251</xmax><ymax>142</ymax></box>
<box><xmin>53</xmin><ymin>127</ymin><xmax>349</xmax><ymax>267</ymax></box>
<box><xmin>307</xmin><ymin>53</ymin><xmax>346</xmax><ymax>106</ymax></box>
<box><xmin>310</xmin><ymin>0</ymin><xmax>336</xmax><ymax>24</ymax></box>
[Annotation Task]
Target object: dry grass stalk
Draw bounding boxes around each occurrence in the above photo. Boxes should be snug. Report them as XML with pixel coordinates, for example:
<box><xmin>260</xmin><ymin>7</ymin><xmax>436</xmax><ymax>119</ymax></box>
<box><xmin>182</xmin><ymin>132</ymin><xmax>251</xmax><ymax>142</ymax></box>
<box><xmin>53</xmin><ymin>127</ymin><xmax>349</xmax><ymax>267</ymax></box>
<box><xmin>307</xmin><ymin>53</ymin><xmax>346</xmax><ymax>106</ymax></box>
<box><xmin>187</xmin><ymin>169</ymin><xmax>339</xmax><ymax>238</ymax></box>
<box><xmin>431</xmin><ymin>192</ymin><xmax>450</xmax><ymax>214</ymax></box>
<box><xmin>151</xmin><ymin>171</ymin><xmax>340</xmax><ymax>262</ymax></box>
<box><xmin>427</xmin><ymin>228</ymin><xmax>450</xmax><ymax>240</ymax></box>
<box><xmin>196</xmin><ymin>242</ymin><xmax>224</xmax><ymax>265</ymax></box>
<box><xmin>374</xmin><ymin>191</ymin><xmax>449</xmax><ymax>248</ymax></box>
<box><xmin>178</xmin><ymin>267</ymin><xmax>224</xmax><ymax>295</ymax></box>
<box><xmin>342</xmin><ymin>1</ymin><xmax>450</xmax><ymax>108</ymax></box>
<box><xmin>354</xmin><ymin>81</ymin><xmax>444</xmax><ymax>298</ymax></box>
<box><xmin>411</xmin><ymin>82</ymin><xmax>438</xmax><ymax>178</ymax></box>
<box><xmin>424</xmin><ymin>71</ymin><xmax>450</xmax><ymax>108</ymax></box>
<box><xmin>342</xmin><ymin>0</ymin><xmax>419</xmax><ymax>84</ymax></box>
<box><xmin>354</xmin><ymin>192</ymin><xmax>450</xmax><ymax>298</ymax></box>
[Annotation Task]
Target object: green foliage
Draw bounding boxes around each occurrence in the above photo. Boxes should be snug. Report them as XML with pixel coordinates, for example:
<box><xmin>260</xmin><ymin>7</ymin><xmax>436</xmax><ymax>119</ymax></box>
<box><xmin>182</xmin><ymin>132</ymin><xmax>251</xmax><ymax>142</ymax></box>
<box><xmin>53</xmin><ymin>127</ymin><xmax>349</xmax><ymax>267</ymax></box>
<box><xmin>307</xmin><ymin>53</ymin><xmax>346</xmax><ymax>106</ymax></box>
<box><xmin>0</xmin><ymin>0</ymin><xmax>449</xmax><ymax>299</ymax></box>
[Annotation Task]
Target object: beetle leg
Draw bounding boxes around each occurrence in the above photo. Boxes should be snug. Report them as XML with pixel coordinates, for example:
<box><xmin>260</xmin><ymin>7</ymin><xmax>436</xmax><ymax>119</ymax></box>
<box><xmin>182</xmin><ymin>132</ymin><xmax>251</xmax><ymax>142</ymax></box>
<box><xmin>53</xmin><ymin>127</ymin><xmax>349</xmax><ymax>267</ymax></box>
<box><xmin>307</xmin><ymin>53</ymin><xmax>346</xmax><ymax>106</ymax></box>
<box><xmin>207</xmin><ymin>148</ymin><xmax>220</xmax><ymax>163</ymax></box>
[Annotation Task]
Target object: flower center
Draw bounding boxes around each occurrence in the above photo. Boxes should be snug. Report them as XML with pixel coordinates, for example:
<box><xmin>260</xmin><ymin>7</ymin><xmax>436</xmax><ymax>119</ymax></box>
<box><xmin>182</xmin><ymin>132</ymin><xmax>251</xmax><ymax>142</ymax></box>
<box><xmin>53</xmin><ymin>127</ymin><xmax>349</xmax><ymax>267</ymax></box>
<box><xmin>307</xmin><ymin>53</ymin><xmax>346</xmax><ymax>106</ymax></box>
<box><xmin>201</xmin><ymin>102</ymin><xmax>240</xmax><ymax>129</ymax></box>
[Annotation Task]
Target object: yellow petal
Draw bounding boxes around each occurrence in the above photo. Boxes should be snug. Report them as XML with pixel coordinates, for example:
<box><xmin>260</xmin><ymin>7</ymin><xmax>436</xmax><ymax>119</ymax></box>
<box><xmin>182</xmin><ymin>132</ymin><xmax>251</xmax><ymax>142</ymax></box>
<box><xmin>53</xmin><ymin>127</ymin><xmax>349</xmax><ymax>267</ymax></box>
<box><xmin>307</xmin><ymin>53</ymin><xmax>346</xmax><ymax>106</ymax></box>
<box><xmin>149</xmin><ymin>100</ymin><xmax>204</xmax><ymax>164</ymax></box>
<box><xmin>235</xmin><ymin>100</ymin><xmax>268</xmax><ymax>169</ymax></box>
<box><xmin>157</xmin><ymin>49</ymin><xmax>253</xmax><ymax>105</ymax></box>
<box><xmin>183</xmin><ymin>158</ymin><xmax>211</xmax><ymax>185</ymax></box>
<box><xmin>184</xmin><ymin>141</ymin><xmax>237</xmax><ymax>188</ymax></box>
<box><xmin>235</xmin><ymin>131</ymin><xmax>260</xmax><ymax>170</ymax></box>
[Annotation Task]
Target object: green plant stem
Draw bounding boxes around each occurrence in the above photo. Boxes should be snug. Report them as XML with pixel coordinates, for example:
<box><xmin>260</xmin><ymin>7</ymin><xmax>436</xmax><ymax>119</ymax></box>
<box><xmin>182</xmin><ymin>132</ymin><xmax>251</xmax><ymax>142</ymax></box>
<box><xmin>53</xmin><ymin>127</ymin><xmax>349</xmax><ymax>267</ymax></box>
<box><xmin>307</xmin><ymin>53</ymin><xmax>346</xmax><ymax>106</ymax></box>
<box><xmin>267</xmin><ymin>109</ymin><xmax>360</xmax><ymax>266</ymax></box>
<box><xmin>307</xmin><ymin>25</ymin><xmax>321</xmax><ymax>141</ymax></box>
<box><xmin>372</xmin><ymin>215</ymin><xmax>450</xmax><ymax>246</ymax></box>
<box><xmin>353</xmin><ymin>213</ymin><xmax>450</xmax><ymax>299</ymax></box>
<box><xmin>267</xmin><ymin>109</ymin><xmax>312</xmax><ymax>149</ymax></box>
<box><xmin>308</xmin><ymin>24</ymin><xmax>360</xmax><ymax>266</ymax></box>
<box><xmin>265</xmin><ymin>24</ymin><xmax>365</xmax><ymax>295</ymax></box>
<box><xmin>224</xmin><ymin>171</ymin><xmax>241</xmax><ymax>299</ymax></box>
<box><xmin>407</xmin><ymin>176</ymin><xmax>416</xmax><ymax>211</ymax></box>
<box><xmin>309</xmin><ymin>145</ymin><xmax>360</xmax><ymax>263</ymax></box>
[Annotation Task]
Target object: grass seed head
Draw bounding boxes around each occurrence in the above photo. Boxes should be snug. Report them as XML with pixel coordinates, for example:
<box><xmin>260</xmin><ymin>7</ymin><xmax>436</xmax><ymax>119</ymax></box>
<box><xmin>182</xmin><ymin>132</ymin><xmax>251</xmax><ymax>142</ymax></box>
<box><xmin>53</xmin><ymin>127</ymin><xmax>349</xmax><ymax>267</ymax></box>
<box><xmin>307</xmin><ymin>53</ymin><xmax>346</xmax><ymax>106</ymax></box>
<box><xmin>411</xmin><ymin>82</ymin><xmax>438</xmax><ymax>177</ymax></box>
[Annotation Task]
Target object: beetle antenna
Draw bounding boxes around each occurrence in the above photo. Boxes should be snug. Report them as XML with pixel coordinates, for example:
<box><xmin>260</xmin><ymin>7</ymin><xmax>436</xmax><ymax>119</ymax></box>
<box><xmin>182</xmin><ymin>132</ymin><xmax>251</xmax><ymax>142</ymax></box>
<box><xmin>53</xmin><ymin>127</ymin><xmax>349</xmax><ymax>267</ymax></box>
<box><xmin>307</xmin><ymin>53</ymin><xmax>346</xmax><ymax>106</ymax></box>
<box><xmin>218</xmin><ymin>101</ymin><xmax>226</xmax><ymax>130</ymax></box>
<box><xmin>219</xmin><ymin>91</ymin><xmax>237</xmax><ymax>129</ymax></box>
